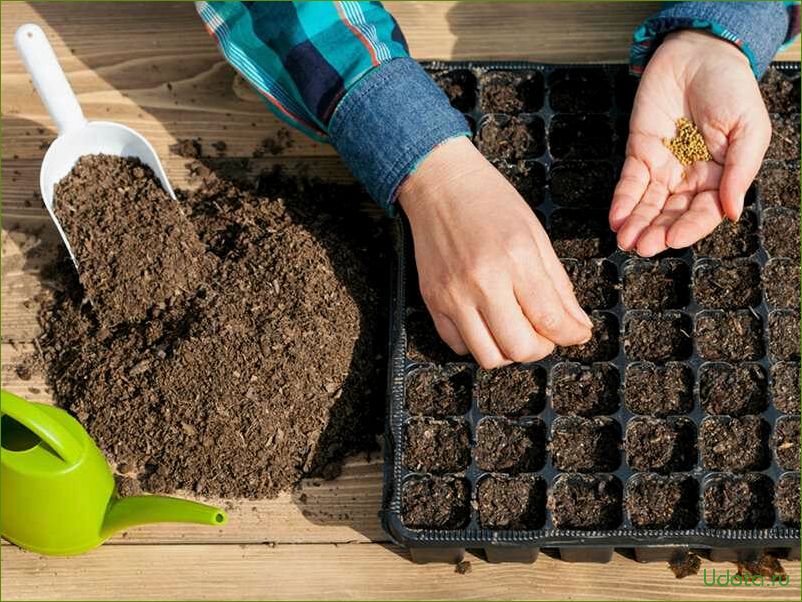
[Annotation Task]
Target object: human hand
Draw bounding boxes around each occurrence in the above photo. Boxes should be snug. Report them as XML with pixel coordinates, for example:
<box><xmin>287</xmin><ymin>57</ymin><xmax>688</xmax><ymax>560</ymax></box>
<box><xmin>397</xmin><ymin>137</ymin><xmax>593</xmax><ymax>369</ymax></box>
<box><xmin>610</xmin><ymin>29</ymin><xmax>771</xmax><ymax>256</ymax></box>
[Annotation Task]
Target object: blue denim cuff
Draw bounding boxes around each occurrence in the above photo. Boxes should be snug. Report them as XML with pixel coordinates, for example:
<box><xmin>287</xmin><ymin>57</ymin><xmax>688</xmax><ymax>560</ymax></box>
<box><xmin>329</xmin><ymin>57</ymin><xmax>471</xmax><ymax>214</ymax></box>
<box><xmin>632</xmin><ymin>2</ymin><xmax>791</xmax><ymax>78</ymax></box>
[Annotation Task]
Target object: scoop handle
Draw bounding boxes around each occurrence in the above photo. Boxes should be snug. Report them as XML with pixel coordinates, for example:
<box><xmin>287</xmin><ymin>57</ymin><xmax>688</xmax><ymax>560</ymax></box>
<box><xmin>14</xmin><ymin>23</ymin><xmax>86</xmax><ymax>136</ymax></box>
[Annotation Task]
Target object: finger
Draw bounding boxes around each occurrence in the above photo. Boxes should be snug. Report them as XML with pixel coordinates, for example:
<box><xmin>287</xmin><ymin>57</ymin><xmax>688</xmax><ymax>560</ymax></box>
<box><xmin>478</xmin><ymin>290</ymin><xmax>555</xmax><ymax>363</ymax></box>
<box><xmin>454</xmin><ymin>308</ymin><xmax>510</xmax><ymax>369</ymax></box>
<box><xmin>616</xmin><ymin>180</ymin><xmax>670</xmax><ymax>251</ymax></box>
<box><xmin>429</xmin><ymin>310</ymin><xmax>469</xmax><ymax>356</ymax></box>
<box><xmin>634</xmin><ymin>192</ymin><xmax>692</xmax><ymax>257</ymax></box>
<box><xmin>666</xmin><ymin>190</ymin><xmax>725</xmax><ymax>249</ymax></box>
<box><xmin>719</xmin><ymin>120</ymin><xmax>770</xmax><ymax>221</ymax></box>
<box><xmin>609</xmin><ymin>156</ymin><xmax>650</xmax><ymax>232</ymax></box>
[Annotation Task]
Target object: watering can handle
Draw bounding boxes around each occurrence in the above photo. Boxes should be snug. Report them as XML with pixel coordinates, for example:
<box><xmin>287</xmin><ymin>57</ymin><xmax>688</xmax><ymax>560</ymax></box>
<box><xmin>14</xmin><ymin>23</ymin><xmax>86</xmax><ymax>136</ymax></box>
<box><xmin>1</xmin><ymin>390</ymin><xmax>83</xmax><ymax>465</ymax></box>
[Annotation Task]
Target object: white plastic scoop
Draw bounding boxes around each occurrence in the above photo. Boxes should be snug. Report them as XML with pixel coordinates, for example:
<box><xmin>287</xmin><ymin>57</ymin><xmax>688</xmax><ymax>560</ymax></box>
<box><xmin>14</xmin><ymin>23</ymin><xmax>176</xmax><ymax>267</ymax></box>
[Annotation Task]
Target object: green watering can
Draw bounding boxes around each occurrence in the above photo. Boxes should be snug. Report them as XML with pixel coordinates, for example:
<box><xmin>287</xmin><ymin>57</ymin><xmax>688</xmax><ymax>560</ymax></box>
<box><xmin>1</xmin><ymin>390</ymin><xmax>227</xmax><ymax>555</ymax></box>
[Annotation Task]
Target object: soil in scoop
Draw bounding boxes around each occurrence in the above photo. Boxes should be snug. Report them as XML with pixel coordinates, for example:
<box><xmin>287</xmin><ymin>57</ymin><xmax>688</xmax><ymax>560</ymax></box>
<box><xmin>550</xmin><ymin>210</ymin><xmax>616</xmax><ymax>259</ymax></box>
<box><xmin>626</xmin><ymin>474</ymin><xmax>698</xmax><ymax>529</ymax></box>
<box><xmin>763</xmin><ymin>258</ymin><xmax>800</xmax><ymax>309</ymax></box>
<box><xmin>548</xmin><ymin>68</ymin><xmax>611</xmax><ymax>113</ymax></box>
<box><xmin>550</xmin><ymin>362</ymin><xmax>619</xmax><ymax>416</ymax></box>
<box><xmin>561</xmin><ymin>259</ymin><xmax>618</xmax><ymax>309</ymax></box>
<box><xmin>475</xmin><ymin>365</ymin><xmax>546</xmax><ymax>417</ymax></box>
<box><xmin>625</xmin><ymin>417</ymin><xmax>695</xmax><ymax>472</ymax></box>
<box><xmin>549</xmin><ymin>416</ymin><xmax>620</xmax><ymax>472</ymax></box>
<box><xmin>549</xmin><ymin>161</ymin><xmax>614</xmax><ymax>208</ymax></box>
<box><xmin>431</xmin><ymin>69</ymin><xmax>477</xmax><ymax>113</ymax></box>
<box><xmin>479</xmin><ymin>70</ymin><xmax>544</xmax><ymax>113</ymax></box>
<box><xmin>772</xmin><ymin>362</ymin><xmax>801</xmax><ymax>414</ymax></box>
<box><xmin>757</xmin><ymin>161</ymin><xmax>800</xmax><ymax>209</ymax></box>
<box><xmin>766</xmin><ymin>115</ymin><xmax>801</xmax><ymax>161</ymax></box>
<box><xmin>700</xmin><ymin>416</ymin><xmax>770</xmax><ymax>472</ymax></box>
<box><xmin>477</xmin><ymin>114</ymin><xmax>545</xmax><ymax>161</ymax></box>
<box><xmin>556</xmin><ymin>312</ymin><xmax>619</xmax><ymax>362</ymax></box>
<box><xmin>549</xmin><ymin>115</ymin><xmax>613</xmax><ymax>159</ymax></box>
<box><xmin>624</xmin><ymin>362</ymin><xmax>693</xmax><ymax>416</ymax></box>
<box><xmin>548</xmin><ymin>474</ymin><xmax>622</xmax><ymax>530</ymax></box>
<box><xmin>773</xmin><ymin>417</ymin><xmax>800</xmax><ymax>471</ymax></box>
<box><xmin>474</xmin><ymin>417</ymin><xmax>545</xmax><ymax>473</ymax></box>
<box><xmin>622</xmin><ymin>259</ymin><xmax>690</xmax><ymax>311</ymax></box>
<box><xmin>403</xmin><ymin>417</ymin><xmax>470</xmax><ymax>473</ymax></box>
<box><xmin>695</xmin><ymin>311</ymin><xmax>764</xmax><ymax>361</ymax></box>
<box><xmin>491</xmin><ymin>160</ymin><xmax>545</xmax><ymax>207</ymax></box>
<box><xmin>623</xmin><ymin>311</ymin><xmax>692</xmax><ymax>362</ymax></box>
<box><xmin>768</xmin><ymin>311</ymin><xmax>800</xmax><ymax>361</ymax></box>
<box><xmin>703</xmin><ymin>473</ymin><xmax>774</xmax><ymax>529</ymax></box>
<box><xmin>406</xmin><ymin>365</ymin><xmax>472</xmax><ymax>417</ymax></box>
<box><xmin>760</xmin><ymin>68</ymin><xmax>801</xmax><ymax>114</ymax></box>
<box><xmin>693</xmin><ymin>211</ymin><xmax>758</xmax><ymax>258</ymax></box>
<box><xmin>693</xmin><ymin>260</ymin><xmax>761</xmax><ymax>309</ymax></box>
<box><xmin>762</xmin><ymin>208</ymin><xmax>801</xmax><ymax>260</ymax></box>
<box><xmin>401</xmin><ymin>475</ymin><xmax>470</xmax><ymax>529</ymax></box>
<box><xmin>699</xmin><ymin>362</ymin><xmax>767</xmax><ymax>416</ymax></box>
<box><xmin>776</xmin><ymin>473</ymin><xmax>801</xmax><ymax>528</ymax></box>
<box><xmin>477</xmin><ymin>474</ymin><xmax>546</xmax><ymax>530</ymax></box>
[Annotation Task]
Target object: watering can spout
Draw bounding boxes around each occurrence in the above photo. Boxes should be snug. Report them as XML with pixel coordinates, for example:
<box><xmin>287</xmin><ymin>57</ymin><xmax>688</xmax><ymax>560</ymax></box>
<box><xmin>101</xmin><ymin>495</ymin><xmax>227</xmax><ymax>538</ymax></box>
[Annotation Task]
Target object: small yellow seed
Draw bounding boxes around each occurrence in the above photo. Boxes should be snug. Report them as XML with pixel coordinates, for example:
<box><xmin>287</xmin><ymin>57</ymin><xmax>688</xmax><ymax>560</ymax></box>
<box><xmin>663</xmin><ymin>117</ymin><xmax>712</xmax><ymax>166</ymax></box>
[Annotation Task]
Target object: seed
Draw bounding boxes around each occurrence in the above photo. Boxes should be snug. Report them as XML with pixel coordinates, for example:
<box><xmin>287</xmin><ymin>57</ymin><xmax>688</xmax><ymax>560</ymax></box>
<box><xmin>663</xmin><ymin>117</ymin><xmax>712</xmax><ymax>166</ymax></box>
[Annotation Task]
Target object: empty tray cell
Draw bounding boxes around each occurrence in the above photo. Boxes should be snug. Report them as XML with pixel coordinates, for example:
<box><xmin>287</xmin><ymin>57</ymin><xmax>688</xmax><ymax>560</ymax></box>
<box><xmin>614</xmin><ymin>66</ymin><xmax>639</xmax><ymax>112</ymax></box>
<box><xmin>699</xmin><ymin>362</ymin><xmax>768</xmax><ymax>416</ymax></box>
<box><xmin>756</xmin><ymin>161</ymin><xmax>800</xmax><ymax>209</ymax></box>
<box><xmin>550</xmin><ymin>210</ymin><xmax>616</xmax><ymax>259</ymax></box>
<box><xmin>406</xmin><ymin>365</ymin><xmax>472</xmax><ymax>417</ymax></box>
<box><xmin>776</xmin><ymin>472</ymin><xmax>801</xmax><ymax>528</ymax></box>
<box><xmin>763</xmin><ymin>258</ymin><xmax>800</xmax><ymax>309</ymax></box>
<box><xmin>695</xmin><ymin>310</ymin><xmax>764</xmax><ymax>361</ymax></box>
<box><xmin>624</xmin><ymin>362</ymin><xmax>694</xmax><ymax>416</ymax></box>
<box><xmin>774</xmin><ymin>417</ymin><xmax>800</xmax><ymax>471</ymax></box>
<box><xmin>557</xmin><ymin>312</ymin><xmax>619</xmax><ymax>362</ymax></box>
<box><xmin>693</xmin><ymin>259</ymin><xmax>761</xmax><ymax>309</ymax></box>
<box><xmin>561</xmin><ymin>259</ymin><xmax>618</xmax><ymax>310</ymax></box>
<box><xmin>768</xmin><ymin>310</ymin><xmax>800</xmax><ymax>361</ymax></box>
<box><xmin>549</xmin><ymin>115</ymin><xmax>613</xmax><ymax>159</ymax></box>
<box><xmin>703</xmin><ymin>473</ymin><xmax>774</xmax><ymax>529</ymax></box>
<box><xmin>625</xmin><ymin>417</ymin><xmax>696</xmax><ymax>473</ymax></box>
<box><xmin>626</xmin><ymin>474</ymin><xmax>699</xmax><ymax>529</ymax></box>
<box><xmin>550</xmin><ymin>416</ymin><xmax>620</xmax><ymax>472</ymax></box>
<box><xmin>401</xmin><ymin>475</ymin><xmax>470</xmax><ymax>529</ymax></box>
<box><xmin>760</xmin><ymin>68</ymin><xmax>801</xmax><ymax>114</ymax></box>
<box><xmin>623</xmin><ymin>311</ymin><xmax>692</xmax><ymax>362</ymax></box>
<box><xmin>475</xmin><ymin>417</ymin><xmax>546</xmax><ymax>473</ymax></box>
<box><xmin>477</xmin><ymin>114</ymin><xmax>545</xmax><ymax>161</ymax></box>
<box><xmin>406</xmin><ymin>310</ymin><xmax>463</xmax><ymax>364</ymax></box>
<box><xmin>772</xmin><ymin>362</ymin><xmax>801</xmax><ymax>414</ymax></box>
<box><xmin>477</xmin><ymin>474</ymin><xmax>547</xmax><ymax>530</ymax></box>
<box><xmin>492</xmin><ymin>159</ymin><xmax>545</xmax><ymax>207</ymax></box>
<box><xmin>763</xmin><ymin>207</ymin><xmax>801</xmax><ymax>260</ymax></box>
<box><xmin>766</xmin><ymin>114</ymin><xmax>801</xmax><ymax>160</ymax></box>
<box><xmin>548</xmin><ymin>473</ymin><xmax>623</xmax><ymax>530</ymax></box>
<box><xmin>700</xmin><ymin>416</ymin><xmax>770</xmax><ymax>472</ymax></box>
<box><xmin>475</xmin><ymin>365</ymin><xmax>546</xmax><ymax>417</ymax></box>
<box><xmin>479</xmin><ymin>70</ymin><xmax>544</xmax><ymax>113</ymax></box>
<box><xmin>550</xmin><ymin>362</ymin><xmax>619</xmax><ymax>416</ymax></box>
<box><xmin>431</xmin><ymin>69</ymin><xmax>477</xmax><ymax>112</ymax></box>
<box><xmin>548</xmin><ymin>68</ymin><xmax>612</xmax><ymax>113</ymax></box>
<box><xmin>549</xmin><ymin>161</ymin><xmax>614</xmax><ymax>209</ymax></box>
<box><xmin>693</xmin><ymin>211</ymin><xmax>758</xmax><ymax>259</ymax></box>
<box><xmin>622</xmin><ymin>259</ymin><xmax>690</xmax><ymax>310</ymax></box>
<box><xmin>403</xmin><ymin>417</ymin><xmax>471</xmax><ymax>473</ymax></box>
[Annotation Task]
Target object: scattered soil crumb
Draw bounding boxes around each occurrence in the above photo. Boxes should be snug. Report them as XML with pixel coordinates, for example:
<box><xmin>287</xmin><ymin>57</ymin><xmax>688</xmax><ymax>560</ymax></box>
<box><xmin>669</xmin><ymin>551</ymin><xmax>702</xmax><ymax>579</ymax></box>
<box><xmin>455</xmin><ymin>560</ymin><xmax>472</xmax><ymax>575</ymax></box>
<box><xmin>253</xmin><ymin>128</ymin><xmax>294</xmax><ymax>157</ymax></box>
<box><xmin>736</xmin><ymin>553</ymin><xmax>787</xmax><ymax>578</ymax></box>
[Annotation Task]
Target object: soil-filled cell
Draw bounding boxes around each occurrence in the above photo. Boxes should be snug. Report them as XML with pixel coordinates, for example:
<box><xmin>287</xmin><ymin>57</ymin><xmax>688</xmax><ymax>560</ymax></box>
<box><xmin>492</xmin><ymin>160</ymin><xmax>545</xmax><ymax>207</ymax></box>
<box><xmin>695</xmin><ymin>311</ymin><xmax>764</xmax><ymax>361</ymax></box>
<box><xmin>549</xmin><ymin>161</ymin><xmax>614</xmax><ymax>208</ymax></box>
<box><xmin>549</xmin><ymin>115</ymin><xmax>614</xmax><ymax>159</ymax></box>
<box><xmin>548</xmin><ymin>68</ymin><xmax>612</xmax><ymax>112</ymax></box>
<box><xmin>772</xmin><ymin>362</ymin><xmax>801</xmax><ymax>414</ymax></box>
<box><xmin>624</xmin><ymin>362</ymin><xmax>694</xmax><ymax>416</ymax></box>
<box><xmin>693</xmin><ymin>260</ymin><xmax>761</xmax><ymax>309</ymax></box>
<box><xmin>477</xmin><ymin>115</ymin><xmax>546</xmax><ymax>161</ymax></box>
<box><xmin>626</xmin><ymin>474</ymin><xmax>699</xmax><ymax>529</ymax></box>
<box><xmin>774</xmin><ymin>417</ymin><xmax>800</xmax><ymax>471</ymax></box>
<box><xmin>760</xmin><ymin>68</ymin><xmax>801</xmax><ymax>114</ymax></box>
<box><xmin>614</xmin><ymin>66</ymin><xmax>639</xmax><ymax>112</ymax></box>
<box><xmin>700</xmin><ymin>416</ymin><xmax>770</xmax><ymax>472</ymax></box>
<box><xmin>625</xmin><ymin>417</ymin><xmax>696</xmax><ymax>472</ymax></box>
<box><xmin>561</xmin><ymin>259</ymin><xmax>618</xmax><ymax>310</ymax></box>
<box><xmin>401</xmin><ymin>475</ymin><xmax>470</xmax><ymax>529</ymax></box>
<box><xmin>406</xmin><ymin>310</ymin><xmax>464</xmax><ymax>364</ymax></box>
<box><xmin>557</xmin><ymin>312</ymin><xmax>619</xmax><ymax>362</ymax></box>
<box><xmin>693</xmin><ymin>211</ymin><xmax>758</xmax><ymax>259</ymax></box>
<box><xmin>763</xmin><ymin>208</ymin><xmax>801</xmax><ymax>260</ymax></box>
<box><xmin>622</xmin><ymin>259</ymin><xmax>690</xmax><ymax>310</ymax></box>
<box><xmin>403</xmin><ymin>418</ymin><xmax>470</xmax><ymax>473</ymax></box>
<box><xmin>550</xmin><ymin>362</ymin><xmax>619</xmax><ymax>416</ymax></box>
<box><xmin>766</xmin><ymin>114</ymin><xmax>801</xmax><ymax>160</ymax></box>
<box><xmin>775</xmin><ymin>472</ymin><xmax>801</xmax><ymax>528</ymax></box>
<box><xmin>699</xmin><ymin>362</ymin><xmax>768</xmax><ymax>416</ymax></box>
<box><xmin>623</xmin><ymin>311</ymin><xmax>692</xmax><ymax>362</ymax></box>
<box><xmin>550</xmin><ymin>210</ymin><xmax>616</xmax><ymax>259</ymax></box>
<box><xmin>763</xmin><ymin>258</ymin><xmax>801</xmax><ymax>309</ymax></box>
<box><xmin>548</xmin><ymin>474</ymin><xmax>623</xmax><ymax>530</ymax></box>
<box><xmin>406</xmin><ymin>365</ymin><xmax>472</xmax><ymax>417</ymax></box>
<box><xmin>474</xmin><ymin>417</ymin><xmax>546</xmax><ymax>473</ymax></box>
<box><xmin>549</xmin><ymin>416</ymin><xmax>620</xmax><ymax>472</ymax></box>
<box><xmin>756</xmin><ymin>161</ymin><xmax>800</xmax><ymax>209</ymax></box>
<box><xmin>703</xmin><ymin>473</ymin><xmax>774</xmax><ymax>529</ymax></box>
<box><xmin>768</xmin><ymin>311</ymin><xmax>800</xmax><ymax>361</ymax></box>
<box><xmin>431</xmin><ymin>69</ymin><xmax>477</xmax><ymax>112</ymax></box>
<box><xmin>475</xmin><ymin>365</ymin><xmax>546</xmax><ymax>417</ymax></box>
<box><xmin>479</xmin><ymin>70</ymin><xmax>544</xmax><ymax>114</ymax></box>
<box><xmin>477</xmin><ymin>474</ymin><xmax>547</xmax><ymax>530</ymax></box>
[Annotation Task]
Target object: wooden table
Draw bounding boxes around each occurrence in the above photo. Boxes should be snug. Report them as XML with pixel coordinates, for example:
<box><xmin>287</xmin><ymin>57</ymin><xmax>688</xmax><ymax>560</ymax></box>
<box><xmin>1</xmin><ymin>2</ymin><xmax>799</xmax><ymax>599</ymax></box>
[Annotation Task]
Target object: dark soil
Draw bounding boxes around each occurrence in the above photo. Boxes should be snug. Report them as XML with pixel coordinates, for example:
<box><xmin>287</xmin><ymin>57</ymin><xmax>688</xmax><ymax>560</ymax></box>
<box><xmin>477</xmin><ymin>114</ymin><xmax>545</xmax><ymax>161</ymax></box>
<box><xmin>548</xmin><ymin>68</ymin><xmax>611</xmax><ymax>113</ymax></box>
<box><xmin>479</xmin><ymin>70</ymin><xmax>544</xmax><ymax>113</ymax></box>
<box><xmin>614</xmin><ymin>67</ymin><xmax>639</xmax><ymax>112</ymax></box>
<box><xmin>406</xmin><ymin>365</ymin><xmax>472</xmax><ymax>417</ymax></box>
<box><xmin>549</xmin><ymin>161</ymin><xmax>614</xmax><ymax>208</ymax></box>
<box><xmin>775</xmin><ymin>472</ymin><xmax>801</xmax><ymax>528</ymax></box>
<box><xmin>756</xmin><ymin>161</ymin><xmax>800</xmax><ymax>209</ymax></box>
<box><xmin>491</xmin><ymin>160</ymin><xmax>545</xmax><ymax>207</ymax></box>
<box><xmin>403</xmin><ymin>417</ymin><xmax>470</xmax><ymax>473</ymax></box>
<box><xmin>763</xmin><ymin>258</ymin><xmax>800</xmax><ymax>309</ymax></box>
<box><xmin>669</xmin><ymin>551</ymin><xmax>702</xmax><ymax>579</ymax></box>
<box><xmin>561</xmin><ymin>259</ymin><xmax>618</xmax><ymax>309</ymax></box>
<box><xmin>475</xmin><ymin>365</ymin><xmax>546</xmax><ymax>417</ymax></box>
<box><xmin>477</xmin><ymin>474</ymin><xmax>546</xmax><ymax>530</ymax></box>
<box><xmin>773</xmin><ymin>417</ymin><xmax>800</xmax><ymax>470</ymax></box>
<box><xmin>695</xmin><ymin>311</ymin><xmax>764</xmax><ymax>361</ymax></box>
<box><xmin>550</xmin><ymin>362</ymin><xmax>619</xmax><ymax>416</ymax></box>
<box><xmin>549</xmin><ymin>416</ymin><xmax>620</xmax><ymax>472</ymax></box>
<box><xmin>762</xmin><ymin>208</ymin><xmax>800</xmax><ymax>260</ymax></box>
<box><xmin>622</xmin><ymin>259</ymin><xmax>690</xmax><ymax>310</ymax></box>
<box><xmin>700</xmin><ymin>416</ymin><xmax>770</xmax><ymax>472</ymax></box>
<box><xmin>699</xmin><ymin>362</ymin><xmax>768</xmax><ymax>416</ymax></box>
<box><xmin>556</xmin><ymin>312</ymin><xmax>619</xmax><ymax>362</ymax></box>
<box><xmin>693</xmin><ymin>211</ymin><xmax>758</xmax><ymax>258</ymax></box>
<box><xmin>772</xmin><ymin>362</ymin><xmax>801</xmax><ymax>414</ymax></box>
<box><xmin>766</xmin><ymin>114</ymin><xmax>800</xmax><ymax>160</ymax></box>
<box><xmin>624</xmin><ymin>362</ymin><xmax>694</xmax><ymax>416</ymax></box>
<box><xmin>549</xmin><ymin>115</ymin><xmax>614</xmax><ymax>159</ymax></box>
<box><xmin>455</xmin><ymin>560</ymin><xmax>472</xmax><ymax>575</ymax></box>
<box><xmin>623</xmin><ymin>311</ymin><xmax>692</xmax><ymax>362</ymax></box>
<box><xmin>626</xmin><ymin>474</ymin><xmax>698</xmax><ymax>529</ymax></box>
<box><xmin>474</xmin><ymin>417</ymin><xmax>545</xmax><ymax>473</ymax></box>
<box><xmin>548</xmin><ymin>474</ymin><xmax>623</xmax><ymax>530</ymax></box>
<box><xmin>406</xmin><ymin>309</ymin><xmax>464</xmax><ymax>364</ymax></box>
<box><xmin>736</xmin><ymin>554</ymin><xmax>788</xmax><ymax>579</ymax></box>
<box><xmin>432</xmin><ymin>69</ymin><xmax>477</xmax><ymax>112</ymax></box>
<box><xmin>625</xmin><ymin>417</ymin><xmax>695</xmax><ymax>472</ymax></box>
<box><xmin>550</xmin><ymin>210</ymin><xmax>615</xmax><ymax>259</ymax></box>
<box><xmin>760</xmin><ymin>68</ymin><xmax>801</xmax><ymax>114</ymax></box>
<box><xmin>703</xmin><ymin>473</ymin><xmax>774</xmax><ymax>529</ymax></box>
<box><xmin>768</xmin><ymin>311</ymin><xmax>800</xmax><ymax>361</ymax></box>
<box><xmin>693</xmin><ymin>260</ymin><xmax>761</xmax><ymax>309</ymax></box>
<box><xmin>401</xmin><ymin>475</ymin><xmax>470</xmax><ymax>529</ymax></box>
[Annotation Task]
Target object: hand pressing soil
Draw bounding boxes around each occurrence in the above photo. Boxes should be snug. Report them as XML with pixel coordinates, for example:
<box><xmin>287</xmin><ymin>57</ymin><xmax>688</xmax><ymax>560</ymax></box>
<box><xmin>692</xmin><ymin>260</ymin><xmax>761</xmax><ymax>309</ymax></box>
<box><xmin>474</xmin><ymin>365</ymin><xmax>546</xmax><ymax>417</ymax></box>
<box><xmin>549</xmin><ymin>416</ymin><xmax>620</xmax><ymax>472</ymax></box>
<box><xmin>623</xmin><ymin>311</ymin><xmax>692</xmax><ymax>362</ymax></box>
<box><xmin>474</xmin><ymin>417</ymin><xmax>546</xmax><ymax>473</ymax></box>
<box><xmin>773</xmin><ymin>417</ymin><xmax>800</xmax><ymax>471</ymax></box>
<box><xmin>477</xmin><ymin>474</ymin><xmax>546</xmax><ymax>530</ymax></box>
<box><xmin>406</xmin><ymin>365</ymin><xmax>472</xmax><ymax>417</ymax></box>
<box><xmin>699</xmin><ymin>362</ymin><xmax>767</xmax><ymax>416</ymax></box>
<box><xmin>695</xmin><ymin>311</ymin><xmax>764</xmax><ymax>361</ymax></box>
<box><xmin>622</xmin><ymin>259</ymin><xmax>690</xmax><ymax>311</ymax></box>
<box><xmin>406</xmin><ymin>310</ymin><xmax>465</xmax><ymax>364</ymax></box>
<box><xmin>477</xmin><ymin>114</ymin><xmax>545</xmax><ymax>161</ymax></box>
<box><xmin>432</xmin><ymin>69</ymin><xmax>477</xmax><ymax>113</ymax></box>
<box><xmin>625</xmin><ymin>417</ymin><xmax>695</xmax><ymax>473</ymax></box>
<box><xmin>775</xmin><ymin>473</ymin><xmax>801</xmax><ymax>528</ymax></box>
<box><xmin>403</xmin><ymin>418</ymin><xmax>470</xmax><ymax>473</ymax></box>
<box><xmin>548</xmin><ymin>474</ymin><xmax>622</xmax><ymax>530</ymax></box>
<box><xmin>479</xmin><ymin>70</ymin><xmax>543</xmax><ymax>113</ymax></box>
<box><xmin>561</xmin><ymin>259</ymin><xmax>618</xmax><ymax>310</ymax></box>
<box><xmin>763</xmin><ymin>258</ymin><xmax>800</xmax><ymax>309</ymax></box>
<box><xmin>768</xmin><ymin>311</ymin><xmax>800</xmax><ymax>361</ymax></box>
<box><xmin>772</xmin><ymin>362</ymin><xmax>801</xmax><ymax>414</ymax></box>
<box><xmin>624</xmin><ymin>362</ymin><xmax>693</xmax><ymax>416</ymax></box>
<box><xmin>549</xmin><ymin>362</ymin><xmax>619</xmax><ymax>416</ymax></box>
<box><xmin>757</xmin><ymin>161</ymin><xmax>800</xmax><ymax>209</ymax></box>
<box><xmin>693</xmin><ymin>211</ymin><xmax>758</xmax><ymax>259</ymax></box>
<box><xmin>626</xmin><ymin>474</ymin><xmax>698</xmax><ymax>529</ymax></box>
<box><xmin>401</xmin><ymin>475</ymin><xmax>470</xmax><ymax>529</ymax></box>
<box><xmin>703</xmin><ymin>473</ymin><xmax>775</xmax><ymax>529</ymax></box>
<box><xmin>556</xmin><ymin>312</ymin><xmax>618</xmax><ymax>362</ymax></box>
<box><xmin>700</xmin><ymin>416</ymin><xmax>770</xmax><ymax>472</ymax></box>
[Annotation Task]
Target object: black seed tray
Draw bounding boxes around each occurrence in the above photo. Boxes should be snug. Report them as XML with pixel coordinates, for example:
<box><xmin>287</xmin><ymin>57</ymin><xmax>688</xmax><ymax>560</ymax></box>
<box><xmin>382</xmin><ymin>61</ymin><xmax>801</xmax><ymax>564</ymax></box>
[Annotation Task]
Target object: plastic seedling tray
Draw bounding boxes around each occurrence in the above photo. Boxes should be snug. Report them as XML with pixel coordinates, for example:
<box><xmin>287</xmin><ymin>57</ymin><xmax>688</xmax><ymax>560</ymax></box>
<box><xmin>382</xmin><ymin>61</ymin><xmax>801</xmax><ymax>564</ymax></box>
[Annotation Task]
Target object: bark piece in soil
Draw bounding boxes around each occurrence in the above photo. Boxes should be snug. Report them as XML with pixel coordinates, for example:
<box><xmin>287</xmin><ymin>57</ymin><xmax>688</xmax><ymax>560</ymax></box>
<box><xmin>773</xmin><ymin>417</ymin><xmax>800</xmax><ymax>471</ymax></box>
<box><xmin>693</xmin><ymin>211</ymin><xmax>758</xmax><ymax>259</ymax></box>
<box><xmin>549</xmin><ymin>161</ymin><xmax>614</xmax><ymax>208</ymax></box>
<box><xmin>762</xmin><ymin>207</ymin><xmax>801</xmax><ymax>260</ymax></box>
<box><xmin>775</xmin><ymin>472</ymin><xmax>801</xmax><ymax>528</ymax></box>
<box><xmin>477</xmin><ymin>474</ymin><xmax>546</xmax><ymax>530</ymax></box>
<box><xmin>491</xmin><ymin>160</ymin><xmax>545</xmax><ymax>207</ymax></box>
<box><xmin>549</xmin><ymin>416</ymin><xmax>620</xmax><ymax>472</ymax></box>
<box><xmin>626</xmin><ymin>474</ymin><xmax>699</xmax><ymax>529</ymax></box>
<box><xmin>550</xmin><ymin>362</ymin><xmax>619</xmax><ymax>416</ymax></box>
<box><xmin>406</xmin><ymin>365</ymin><xmax>472</xmax><ymax>417</ymax></box>
<box><xmin>766</xmin><ymin>114</ymin><xmax>801</xmax><ymax>160</ymax></box>
<box><xmin>479</xmin><ymin>70</ymin><xmax>544</xmax><ymax>113</ymax></box>
<box><xmin>757</xmin><ymin>161</ymin><xmax>800</xmax><ymax>209</ymax></box>
<box><xmin>772</xmin><ymin>362</ymin><xmax>801</xmax><ymax>414</ymax></box>
<box><xmin>401</xmin><ymin>475</ymin><xmax>470</xmax><ymax>529</ymax></box>
<box><xmin>477</xmin><ymin>114</ymin><xmax>545</xmax><ymax>161</ymax></box>
<box><xmin>768</xmin><ymin>311</ymin><xmax>800</xmax><ymax>361</ymax></box>
<box><xmin>403</xmin><ymin>417</ymin><xmax>471</xmax><ymax>473</ymax></box>
<box><xmin>474</xmin><ymin>417</ymin><xmax>546</xmax><ymax>473</ymax></box>
<box><xmin>763</xmin><ymin>258</ymin><xmax>800</xmax><ymax>309</ymax></box>
<box><xmin>561</xmin><ymin>259</ymin><xmax>618</xmax><ymax>310</ymax></box>
<box><xmin>549</xmin><ymin>115</ymin><xmax>613</xmax><ymax>159</ymax></box>
<box><xmin>548</xmin><ymin>474</ymin><xmax>622</xmax><ymax>530</ymax></box>
<box><xmin>625</xmin><ymin>417</ymin><xmax>696</xmax><ymax>472</ymax></box>
<box><xmin>703</xmin><ymin>473</ymin><xmax>775</xmax><ymax>529</ymax></box>
<box><xmin>623</xmin><ymin>311</ymin><xmax>692</xmax><ymax>362</ymax></box>
<box><xmin>699</xmin><ymin>362</ymin><xmax>768</xmax><ymax>416</ymax></box>
<box><xmin>693</xmin><ymin>260</ymin><xmax>761</xmax><ymax>309</ymax></box>
<box><xmin>475</xmin><ymin>365</ymin><xmax>546</xmax><ymax>417</ymax></box>
<box><xmin>406</xmin><ymin>309</ymin><xmax>464</xmax><ymax>364</ymax></box>
<box><xmin>624</xmin><ymin>362</ymin><xmax>694</xmax><ymax>416</ymax></box>
<box><xmin>432</xmin><ymin>69</ymin><xmax>477</xmax><ymax>112</ymax></box>
<box><xmin>760</xmin><ymin>68</ymin><xmax>801</xmax><ymax>114</ymax></box>
<box><xmin>548</xmin><ymin>68</ymin><xmax>611</xmax><ymax>113</ymax></box>
<box><xmin>695</xmin><ymin>311</ymin><xmax>764</xmax><ymax>361</ymax></box>
<box><xmin>622</xmin><ymin>259</ymin><xmax>690</xmax><ymax>310</ymax></box>
<box><xmin>700</xmin><ymin>416</ymin><xmax>770</xmax><ymax>472</ymax></box>
<box><xmin>550</xmin><ymin>210</ymin><xmax>616</xmax><ymax>259</ymax></box>
<box><xmin>556</xmin><ymin>312</ymin><xmax>619</xmax><ymax>362</ymax></box>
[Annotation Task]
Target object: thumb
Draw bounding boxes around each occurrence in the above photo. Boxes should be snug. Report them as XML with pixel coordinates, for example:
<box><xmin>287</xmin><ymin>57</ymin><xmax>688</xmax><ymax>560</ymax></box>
<box><xmin>719</xmin><ymin>118</ymin><xmax>770</xmax><ymax>221</ymax></box>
